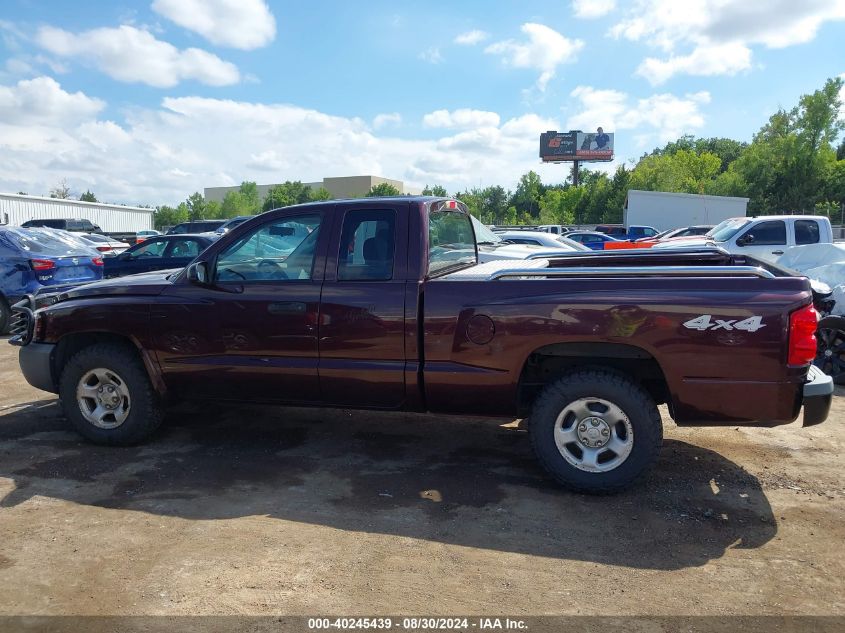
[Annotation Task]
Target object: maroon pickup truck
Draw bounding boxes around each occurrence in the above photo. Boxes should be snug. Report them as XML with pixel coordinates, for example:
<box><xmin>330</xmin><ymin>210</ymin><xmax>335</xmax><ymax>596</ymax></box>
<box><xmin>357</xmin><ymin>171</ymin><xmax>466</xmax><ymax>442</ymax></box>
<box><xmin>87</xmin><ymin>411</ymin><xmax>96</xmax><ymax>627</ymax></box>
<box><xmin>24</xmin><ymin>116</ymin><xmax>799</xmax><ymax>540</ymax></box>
<box><xmin>10</xmin><ymin>197</ymin><xmax>833</xmax><ymax>493</ymax></box>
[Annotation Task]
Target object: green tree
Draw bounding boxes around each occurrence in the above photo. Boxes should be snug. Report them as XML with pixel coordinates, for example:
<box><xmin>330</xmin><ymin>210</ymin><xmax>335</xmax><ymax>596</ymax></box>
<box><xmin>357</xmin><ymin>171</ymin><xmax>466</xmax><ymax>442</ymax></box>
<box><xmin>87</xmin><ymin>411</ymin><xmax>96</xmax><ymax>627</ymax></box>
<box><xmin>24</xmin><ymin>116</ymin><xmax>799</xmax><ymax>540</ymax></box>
<box><xmin>732</xmin><ymin>76</ymin><xmax>844</xmax><ymax>213</ymax></box>
<box><xmin>365</xmin><ymin>182</ymin><xmax>401</xmax><ymax>197</ymax></box>
<box><xmin>79</xmin><ymin>190</ymin><xmax>98</xmax><ymax>203</ymax></box>
<box><xmin>185</xmin><ymin>192</ymin><xmax>208</xmax><ymax>221</ymax></box>
<box><xmin>480</xmin><ymin>185</ymin><xmax>509</xmax><ymax>224</ymax></box>
<box><xmin>238</xmin><ymin>181</ymin><xmax>261</xmax><ymax>213</ymax></box>
<box><xmin>510</xmin><ymin>171</ymin><xmax>544</xmax><ymax>218</ymax></box>
<box><xmin>263</xmin><ymin>181</ymin><xmax>313</xmax><ymax>211</ymax></box>
<box><xmin>154</xmin><ymin>204</ymin><xmax>188</xmax><ymax>230</ymax></box>
<box><xmin>221</xmin><ymin>191</ymin><xmax>247</xmax><ymax>217</ymax></box>
<box><xmin>455</xmin><ymin>188</ymin><xmax>483</xmax><ymax>220</ymax></box>
<box><xmin>422</xmin><ymin>184</ymin><xmax>449</xmax><ymax>196</ymax></box>
<box><xmin>310</xmin><ymin>187</ymin><xmax>332</xmax><ymax>201</ymax></box>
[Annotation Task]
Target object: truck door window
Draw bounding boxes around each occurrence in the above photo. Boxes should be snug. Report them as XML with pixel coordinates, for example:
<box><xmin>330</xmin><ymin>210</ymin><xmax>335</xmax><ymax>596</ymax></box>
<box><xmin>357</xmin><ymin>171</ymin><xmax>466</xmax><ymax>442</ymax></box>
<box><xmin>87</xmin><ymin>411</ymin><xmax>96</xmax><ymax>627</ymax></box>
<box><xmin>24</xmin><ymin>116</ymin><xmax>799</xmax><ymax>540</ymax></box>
<box><xmin>428</xmin><ymin>209</ymin><xmax>476</xmax><ymax>276</ymax></box>
<box><xmin>795</xmin><ymin>220</ymin><xmax>820</xmax><ymax>245</ymax></box>
<box><xmin>130</xmin><ymin>239</ymin><xmax>167</xmax><ymax>258</ymax></box>
<box><xmin>216</xmin><ymin>214</ymin><xmax>322</xmax><ymax>282</ymax></box>
<box><xmin>167</xmin><ymin>239</ymin><xmax>201</xmax><ymax>258</ymax></box>
<box><xmin>337</xmin><ymin>209</ymin><xmax>395</xmax><ymax>281</ymax></box>
<box><xmin>742</xmin><ymin>220</ymin><xmax>785</xmax><ymax>245</ymax></box>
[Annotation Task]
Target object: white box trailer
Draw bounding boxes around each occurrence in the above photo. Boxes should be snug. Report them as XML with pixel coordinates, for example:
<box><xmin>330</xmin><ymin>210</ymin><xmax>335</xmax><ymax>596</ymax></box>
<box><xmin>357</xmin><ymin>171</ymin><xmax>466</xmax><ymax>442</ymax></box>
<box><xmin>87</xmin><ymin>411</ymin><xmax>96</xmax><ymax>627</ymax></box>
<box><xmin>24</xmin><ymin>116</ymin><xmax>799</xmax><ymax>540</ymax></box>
<box><xmin>0</xmin><ymin>192</ymin><xmax>155</xmax><ymax>233</ymax></box>
<box><xmin>623</xmin><ymin>190</ymin><xmax>748</xmax><ymax>232</ymax></box>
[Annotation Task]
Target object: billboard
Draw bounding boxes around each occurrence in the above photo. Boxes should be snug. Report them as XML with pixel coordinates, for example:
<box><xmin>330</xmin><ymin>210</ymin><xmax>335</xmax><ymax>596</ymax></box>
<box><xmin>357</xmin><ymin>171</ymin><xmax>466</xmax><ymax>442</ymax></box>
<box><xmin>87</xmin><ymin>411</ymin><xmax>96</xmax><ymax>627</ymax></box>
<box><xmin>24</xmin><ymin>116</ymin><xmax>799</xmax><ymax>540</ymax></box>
<box><xmin>540</xmin><ymin>129</ymin><xmax>614</xmax><ymax>162</ymax></box>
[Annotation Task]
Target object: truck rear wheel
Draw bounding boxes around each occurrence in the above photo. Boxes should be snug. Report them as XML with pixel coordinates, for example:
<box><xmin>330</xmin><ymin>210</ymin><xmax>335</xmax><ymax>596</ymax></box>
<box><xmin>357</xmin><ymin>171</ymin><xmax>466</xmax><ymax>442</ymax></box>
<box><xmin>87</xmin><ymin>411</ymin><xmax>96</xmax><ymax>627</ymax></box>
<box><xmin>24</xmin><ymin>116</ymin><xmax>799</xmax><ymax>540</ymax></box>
<box><xmin>58</xmin><ymin>343</ymin><xmax>163</xmax><ymax>445</ymax></box>
<box><xmin>529</xmin><ymin>369</ymin><xmax>662</xmax><ymax>494</ymax></box>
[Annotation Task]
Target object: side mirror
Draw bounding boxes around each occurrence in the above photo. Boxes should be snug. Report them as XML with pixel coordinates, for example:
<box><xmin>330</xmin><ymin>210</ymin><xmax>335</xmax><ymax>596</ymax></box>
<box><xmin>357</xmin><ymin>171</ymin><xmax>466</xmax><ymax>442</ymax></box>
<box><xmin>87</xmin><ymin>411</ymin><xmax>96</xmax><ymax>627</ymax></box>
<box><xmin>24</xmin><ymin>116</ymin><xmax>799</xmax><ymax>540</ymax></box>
<box><xmin>187</xmin><ymin>261</ymin><xmax>210</xmax><ymax>285</ymax></box>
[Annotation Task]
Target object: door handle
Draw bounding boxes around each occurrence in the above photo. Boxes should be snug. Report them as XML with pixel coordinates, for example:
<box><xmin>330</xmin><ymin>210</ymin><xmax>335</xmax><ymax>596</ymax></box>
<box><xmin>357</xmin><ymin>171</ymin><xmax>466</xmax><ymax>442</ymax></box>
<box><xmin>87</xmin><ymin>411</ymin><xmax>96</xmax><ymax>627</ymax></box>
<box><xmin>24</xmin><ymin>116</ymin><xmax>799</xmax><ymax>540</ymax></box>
<box><xmin>268</xmin><ymin>301</ymin><xmax>307</xmax><ymax>315</ymax></box>
<box><xmin>771</xmin><ymin>250</ymin><xmax>784</xmax><ymax>255</ymax></box>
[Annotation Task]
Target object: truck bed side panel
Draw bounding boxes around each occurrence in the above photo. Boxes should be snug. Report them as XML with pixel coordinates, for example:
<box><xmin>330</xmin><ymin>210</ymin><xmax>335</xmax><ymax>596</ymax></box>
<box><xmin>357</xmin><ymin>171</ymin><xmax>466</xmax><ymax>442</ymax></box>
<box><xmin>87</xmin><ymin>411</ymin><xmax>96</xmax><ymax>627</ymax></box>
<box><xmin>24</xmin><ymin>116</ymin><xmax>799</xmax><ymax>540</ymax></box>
<box><xmin>421</xmin><ymin>276</ymin><xmax>812</xmax><ymax>424</ymax></box>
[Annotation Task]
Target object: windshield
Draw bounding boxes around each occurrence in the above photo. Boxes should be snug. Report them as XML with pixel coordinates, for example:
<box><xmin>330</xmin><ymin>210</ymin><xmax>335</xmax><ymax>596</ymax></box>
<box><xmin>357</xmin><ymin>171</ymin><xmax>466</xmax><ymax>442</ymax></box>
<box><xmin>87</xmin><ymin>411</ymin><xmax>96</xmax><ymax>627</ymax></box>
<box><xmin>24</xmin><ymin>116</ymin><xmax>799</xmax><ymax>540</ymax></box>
<box><xmin>470</xmin><ymin>216</ymin><xmax>502</xmax><ymax>244</ymax></box>
<box><xmin>428</xmin><ymin>209</ymin><xmax>477</xmax><ymax>276</ymax></box>
<box><xmin>4</xmin><ymin>227</ymin><xmax>98</xmax><ymax>257</ymax></box>
<box><xmin>707</xmin><ymin>218</ymin><xmax>750</xmax><ymax>242</ymax></box>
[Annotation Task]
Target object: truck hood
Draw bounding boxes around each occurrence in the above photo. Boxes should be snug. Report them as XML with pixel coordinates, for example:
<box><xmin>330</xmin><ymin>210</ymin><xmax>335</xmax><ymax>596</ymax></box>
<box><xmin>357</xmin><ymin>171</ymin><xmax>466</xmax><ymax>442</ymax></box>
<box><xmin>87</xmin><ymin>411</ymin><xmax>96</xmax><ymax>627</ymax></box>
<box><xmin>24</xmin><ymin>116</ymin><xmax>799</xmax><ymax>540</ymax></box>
<box><xmin>55</xmin><ymin>268</ymin><xmax>179</xmax><ymax>301</ymax></box>
<box><xmin>478</xmin><ymin>243</ymin><xmax>578</xmax><ymax>262</ymax></box>
<box><xmin>652</xmin><ymin>237</ymin><xmax>716</xmax><ymax>249</ymax></box>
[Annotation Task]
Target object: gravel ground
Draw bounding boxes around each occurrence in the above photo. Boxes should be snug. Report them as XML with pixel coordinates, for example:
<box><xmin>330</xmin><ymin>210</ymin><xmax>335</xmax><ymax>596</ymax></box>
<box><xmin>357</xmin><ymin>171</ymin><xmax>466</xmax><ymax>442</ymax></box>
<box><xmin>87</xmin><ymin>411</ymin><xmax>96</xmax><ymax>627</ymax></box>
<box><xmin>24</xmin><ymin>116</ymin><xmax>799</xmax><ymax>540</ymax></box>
<box><xmin>0</xmin><ymin>338</ymin><xmax>843</xmax><ymax>616</ymax></box>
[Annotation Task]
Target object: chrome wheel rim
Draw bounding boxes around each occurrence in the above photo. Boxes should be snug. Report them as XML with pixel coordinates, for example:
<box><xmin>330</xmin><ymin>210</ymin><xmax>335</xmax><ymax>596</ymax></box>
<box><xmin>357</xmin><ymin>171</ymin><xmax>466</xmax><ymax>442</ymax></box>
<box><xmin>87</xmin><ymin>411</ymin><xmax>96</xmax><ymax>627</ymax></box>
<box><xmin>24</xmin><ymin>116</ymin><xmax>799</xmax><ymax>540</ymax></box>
<box><xmin>76</xmin><ymin>368</ymin><xmax>131</xmax><ymax>429</ymax></box>
<box><xmin>554</xmin><ymin>397</ymin><xmax>634</xmax><ymax>473</ymax></box>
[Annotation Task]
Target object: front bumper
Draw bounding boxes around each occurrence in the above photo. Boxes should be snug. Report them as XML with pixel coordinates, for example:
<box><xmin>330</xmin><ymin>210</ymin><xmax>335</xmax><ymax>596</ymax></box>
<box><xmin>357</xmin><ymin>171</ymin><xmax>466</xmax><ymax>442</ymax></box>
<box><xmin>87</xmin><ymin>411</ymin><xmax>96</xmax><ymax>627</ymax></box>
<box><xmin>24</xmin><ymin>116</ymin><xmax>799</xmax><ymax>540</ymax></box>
<box><xmin>803</xmin><ymin>365</ymin><xmax>833</xmax><ymax>427</ymax></box>
<box><xmin>18</xmin><ymin>342</ymin><xmax>57</xmax><ymax>394</ymax></box>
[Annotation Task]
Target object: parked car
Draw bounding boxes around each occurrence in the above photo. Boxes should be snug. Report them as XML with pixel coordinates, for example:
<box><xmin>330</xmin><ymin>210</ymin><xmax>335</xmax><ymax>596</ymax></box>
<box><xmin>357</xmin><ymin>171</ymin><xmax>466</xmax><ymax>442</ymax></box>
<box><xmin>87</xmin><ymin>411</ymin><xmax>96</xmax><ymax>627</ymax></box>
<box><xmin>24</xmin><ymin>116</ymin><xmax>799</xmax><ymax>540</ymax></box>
<box><xmin>635</xmin><ymin>225</ymin><xmax>714</xmax><ymax>243</ymax></box>
<box><xmin>103</xmin><ymin>234</ymin><xmax>217</xmax><ymax>278</ymax></box>
<box><xmin>496</xmin><ymin>230</ymin><xmax>589</xmax><ymax>251</ymax></box>
<box><xmin>76</xmin><ymin>232</ymin><xmax>130</xmax><ymax>257</ymax></box>
<box><xmin>565</xmin><ymin>231</ymin><xmax>622</xmax><ymax>250</ymax></box>
<box><xmin>167</xmin><ymin>220</ymin><xmax>226</xmax><ymax>235</ymax></box>
<box><xmin>0</xmin><ymin>226</ymin><xmax>103</xmax><ymax>332</ymax></box>
<box><xmin>473</xmin><ymin>219</ymin><xmax>586</xmax><ymax>260</ymax></box>
<box><xmin>135</xmin><ymin>230</ymin><xmax>161</xmax><ymax>243</ymax></box>
<box><xmin>215</xmin><ymin>216</ymin><xmax>256</xmax><ymax>234</ymax></box>
<box><xmin>595</xmin><ymin>224</ymin><xmax>659</xmax><ymax>240</ymax></box>
<box><xmin>11</xmin><ymin>197</ymin><xmax>831</xmax><ymax>494</ymax></box>
<box><xmin>653</xmin><ymin>215</ymin><xmax>833</xmax><ymax>263</ymax></box>
<box><xmin>21</xmin><ymin>218</ymin><xmax>103</xmax><ymax>234</ymax></box>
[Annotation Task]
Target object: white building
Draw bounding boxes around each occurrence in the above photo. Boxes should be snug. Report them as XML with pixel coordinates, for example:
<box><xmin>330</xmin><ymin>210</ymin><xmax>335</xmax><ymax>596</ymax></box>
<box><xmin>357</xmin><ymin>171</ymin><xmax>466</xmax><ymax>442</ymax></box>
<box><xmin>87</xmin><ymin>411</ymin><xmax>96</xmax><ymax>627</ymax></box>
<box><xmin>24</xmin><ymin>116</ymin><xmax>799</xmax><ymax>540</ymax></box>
<box><xmin>624</xmin><ymin>190</ymin><xmax>749</xmax><ymax>231</ymax></box>
<box><xmin>0</xmin><ymin>193</ymin><xmax>155</xmax><ymax>233</ymax></box>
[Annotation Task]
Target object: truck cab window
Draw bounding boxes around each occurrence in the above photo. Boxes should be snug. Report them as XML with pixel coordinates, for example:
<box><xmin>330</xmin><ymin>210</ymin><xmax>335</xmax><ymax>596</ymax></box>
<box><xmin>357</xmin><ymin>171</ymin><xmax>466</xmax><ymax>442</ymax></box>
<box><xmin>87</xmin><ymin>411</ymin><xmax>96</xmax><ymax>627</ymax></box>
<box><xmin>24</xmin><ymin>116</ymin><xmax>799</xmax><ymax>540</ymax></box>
<box><xmin>428</xmin><ymin>209</ymin><xmax>476</xmax><ymax>276</ymax></box>
<box><xmin>795</xmin><ymin>220</ymin><xmax>820</xmax><ymax>245</ymax></box>
<box><xmin>742</xmin><ymin>220</ymin><xmax>785</xmax><ymax>245</ymax></box>
<box><xmin>216</xmin><ymin>214</ymin><xmax>322</xmax><ymax>282</ymax></box>
<box><xmin>337</xmin><ymin>210</ymin><xmax>395</xmax><ymax>281</ymax></box>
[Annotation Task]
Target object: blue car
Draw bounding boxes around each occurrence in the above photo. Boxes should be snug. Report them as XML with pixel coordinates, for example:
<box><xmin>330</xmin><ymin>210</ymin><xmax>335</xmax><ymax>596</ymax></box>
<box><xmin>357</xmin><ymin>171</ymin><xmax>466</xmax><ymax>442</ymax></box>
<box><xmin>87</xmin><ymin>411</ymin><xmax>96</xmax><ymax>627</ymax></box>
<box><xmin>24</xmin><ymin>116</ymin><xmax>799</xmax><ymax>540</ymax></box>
<box><xmin>0</xmin><ymin>226</ymin><xmax>104</xmax><ymax>332</ymax></box>
<box><xmin>104</xmin><ymin>233</ymin><xmax>217</xmax><ymax>278</ymax></box>
<box><xmin>565</xmin><ymin>231</ymin><xmax>621</xmax><ymax>251</ymax></box>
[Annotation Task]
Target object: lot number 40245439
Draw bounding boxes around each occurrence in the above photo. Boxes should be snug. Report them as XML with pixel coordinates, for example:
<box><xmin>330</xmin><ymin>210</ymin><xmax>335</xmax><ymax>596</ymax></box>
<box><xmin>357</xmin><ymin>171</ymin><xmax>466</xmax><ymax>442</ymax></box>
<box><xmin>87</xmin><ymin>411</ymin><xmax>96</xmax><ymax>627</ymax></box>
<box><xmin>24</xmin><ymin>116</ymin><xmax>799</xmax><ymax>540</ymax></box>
<box><xmin>682</xmin><ymin>314</ymin><xmax>766</xmax><ymax>332</ymax></box>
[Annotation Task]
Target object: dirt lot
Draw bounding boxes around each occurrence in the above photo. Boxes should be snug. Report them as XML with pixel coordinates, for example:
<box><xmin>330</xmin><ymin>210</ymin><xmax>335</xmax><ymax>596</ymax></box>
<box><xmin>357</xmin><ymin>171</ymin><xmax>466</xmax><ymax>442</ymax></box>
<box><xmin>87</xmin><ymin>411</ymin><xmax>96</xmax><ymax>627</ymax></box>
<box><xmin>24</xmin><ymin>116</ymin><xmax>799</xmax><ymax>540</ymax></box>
<box><xmin>0</xmin><ymin>338</ymin><xmax>843</xmax><ymax>616</ymax></box>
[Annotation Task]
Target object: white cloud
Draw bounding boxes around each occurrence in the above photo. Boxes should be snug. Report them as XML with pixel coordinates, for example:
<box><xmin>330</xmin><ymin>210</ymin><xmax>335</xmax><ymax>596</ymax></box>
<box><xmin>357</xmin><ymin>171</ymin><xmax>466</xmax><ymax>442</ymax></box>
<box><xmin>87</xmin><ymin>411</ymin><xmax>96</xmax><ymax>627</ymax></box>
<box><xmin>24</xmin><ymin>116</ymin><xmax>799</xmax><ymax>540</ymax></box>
<box><xmin>418</xmin><ymin>47</ymin><xmax>443</xmax><ymax>64</ymax></box>
<box><xmin>572</xmin><ymin>0</ymin><xmax>616</xmax><ymax>19</ymax></box>
<box><xmin>0</xmin><ymin>76</ymin><xmax>104</xmax><ymax>125</ymax></box>
<box><xmin>611</xmin><ymin>0</ymin><xmax>845</xmax><ymax>83</ymax></box>
<box><xmin>422</xmin><ymin>109</ymin><xmax>501</xmax><ymax>129</ymax></box>
<box><xmin>636</xmin><ymin>42</ymin><xmax>752</xmax><ymax>85</ymax></box>
<box><xmin>454</xmin><ymin>30</ymin><xmax>489</xmax><ymax>45</ymax></box>
<box><xmin>373</xmin><ymin>113</ymin><xmax>402</xmax><ymax>129</ymax></box>
<box><xmin>0</xmin><ymin>76</ymin><xmax>578</xmax><ymax>205</ymax></box>
<box><xmin>35</xmin><ymin>25</ymin><xmax>239</xmax><ymax>88</ymax></box>
<box><xmin>566</xmin><ymin>85</ymin><xmax>710</xmax><ymax>143</ymax></box>
<box><xmin>485</xmin><ymin>23</ymin><xmax>584</xmax><ymax>91</ymax></box>
<box><xmin>151</xmin><ymin>0</ymin><xmax>276</xmax><ymax>49</ymax></box>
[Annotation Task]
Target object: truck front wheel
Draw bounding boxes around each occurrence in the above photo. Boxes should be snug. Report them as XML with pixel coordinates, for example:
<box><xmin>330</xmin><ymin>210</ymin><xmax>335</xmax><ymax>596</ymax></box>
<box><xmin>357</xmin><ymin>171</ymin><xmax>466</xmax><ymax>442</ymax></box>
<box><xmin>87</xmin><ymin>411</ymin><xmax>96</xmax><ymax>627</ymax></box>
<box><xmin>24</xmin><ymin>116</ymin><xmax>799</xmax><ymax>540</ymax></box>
<box><xmin>529</xmin><ymin>369</ymin><xmax>662</xmax><ymax>494</ymax></box>
<box><xmin>58</xmin><ymin>343</ymin><xmax>163</xmax><ymax>445</ymax></box>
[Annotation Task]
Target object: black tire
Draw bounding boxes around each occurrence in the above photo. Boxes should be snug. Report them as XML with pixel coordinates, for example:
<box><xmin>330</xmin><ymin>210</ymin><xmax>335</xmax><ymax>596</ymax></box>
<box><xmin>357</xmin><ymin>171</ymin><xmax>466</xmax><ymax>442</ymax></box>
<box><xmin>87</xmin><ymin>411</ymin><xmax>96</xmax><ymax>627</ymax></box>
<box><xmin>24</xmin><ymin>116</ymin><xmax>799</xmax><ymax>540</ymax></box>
<box><xmin>58</xmin><ymin>343</ymin><xmax>163</xmax><ymax>445</ymax></box>
<box><xmin>529</xmin><ymin>369</ymin><xmax>662</xmax><ymax>494</ymax></box>
<box><xmin>0</xmin><ymin>296</ymin><xmax>9</xmax><ymax>334</ymax></box>
<box><xmin>815</xmin><ymin>315</ymin><xmax>845</xmax><ymax>385</ymax></box>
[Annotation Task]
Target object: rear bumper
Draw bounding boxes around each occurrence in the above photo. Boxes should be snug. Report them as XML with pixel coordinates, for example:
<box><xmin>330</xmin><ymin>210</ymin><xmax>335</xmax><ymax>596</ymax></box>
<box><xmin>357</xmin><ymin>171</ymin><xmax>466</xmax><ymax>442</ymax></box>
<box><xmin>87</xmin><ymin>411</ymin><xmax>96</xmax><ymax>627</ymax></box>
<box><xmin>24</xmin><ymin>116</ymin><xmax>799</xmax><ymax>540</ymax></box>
<box><xmin>803</xmin><ymin>365</ymin><xmax>833</xmax><ymax>427</ymax></box>
<box><xmin>18</xmin><ymin>342</ymin><xmax>57</xmax><ymax>394</ymax></box>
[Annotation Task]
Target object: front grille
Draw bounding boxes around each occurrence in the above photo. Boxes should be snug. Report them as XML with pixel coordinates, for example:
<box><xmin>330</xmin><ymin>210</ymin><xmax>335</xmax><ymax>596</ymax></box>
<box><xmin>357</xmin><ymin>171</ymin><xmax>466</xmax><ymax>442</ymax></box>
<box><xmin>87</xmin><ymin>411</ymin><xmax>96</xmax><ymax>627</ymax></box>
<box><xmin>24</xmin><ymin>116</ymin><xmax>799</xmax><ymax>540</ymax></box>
<box><xmin>8</xmin><ymin>295</ymin><xmax>34</xmax><ymax>346</ymax></box>
<box><xmin>8</xmin><ymin>292</ymin><xmax>59</xmax><ymax>346</ymax></box>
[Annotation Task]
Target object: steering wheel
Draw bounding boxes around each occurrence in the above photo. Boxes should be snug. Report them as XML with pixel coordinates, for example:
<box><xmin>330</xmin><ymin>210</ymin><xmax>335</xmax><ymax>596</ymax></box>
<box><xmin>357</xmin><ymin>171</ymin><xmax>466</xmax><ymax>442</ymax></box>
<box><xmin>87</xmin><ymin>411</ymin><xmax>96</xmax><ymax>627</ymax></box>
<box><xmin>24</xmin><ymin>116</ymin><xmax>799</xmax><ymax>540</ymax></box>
<box><xmin>257</xmin><ymin>259</ymin><xmax>288</xmax><ymax>280</ymax></box>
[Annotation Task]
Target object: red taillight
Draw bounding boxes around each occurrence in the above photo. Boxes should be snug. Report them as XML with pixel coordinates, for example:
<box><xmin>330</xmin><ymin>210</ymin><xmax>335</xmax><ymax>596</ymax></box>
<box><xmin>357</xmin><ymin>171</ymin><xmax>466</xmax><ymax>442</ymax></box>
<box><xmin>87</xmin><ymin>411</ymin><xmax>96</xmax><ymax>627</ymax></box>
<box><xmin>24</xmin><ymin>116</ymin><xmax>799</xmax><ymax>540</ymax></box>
<box><xmin>30</xmin><ymin>259</ymin><xmax>55</xmax><ymax>271</ymax></box>
<box><xmin>96</xmin><ymin>246</ymin><xmax>111</xmax><ymax>252</ymax></box>
<box><xmin>788</xmin><ymin>303</ymin><xmax>818</xmax><ymax>366</ymax></box>
<box><xmin>92</xmin><ymin>257</ymin><xmax>104</xmax><ymax>266</ymax></box>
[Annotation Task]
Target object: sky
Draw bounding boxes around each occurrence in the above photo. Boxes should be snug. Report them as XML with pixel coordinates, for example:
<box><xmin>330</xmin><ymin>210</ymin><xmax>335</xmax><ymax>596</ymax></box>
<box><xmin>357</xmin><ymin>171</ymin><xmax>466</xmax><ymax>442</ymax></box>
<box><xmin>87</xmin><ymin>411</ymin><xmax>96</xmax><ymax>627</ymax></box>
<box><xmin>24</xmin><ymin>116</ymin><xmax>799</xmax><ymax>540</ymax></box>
<box><xmin>1</xmin><ymin>0</ymin><xmax>844</xmax><ymax>206</ymax></box>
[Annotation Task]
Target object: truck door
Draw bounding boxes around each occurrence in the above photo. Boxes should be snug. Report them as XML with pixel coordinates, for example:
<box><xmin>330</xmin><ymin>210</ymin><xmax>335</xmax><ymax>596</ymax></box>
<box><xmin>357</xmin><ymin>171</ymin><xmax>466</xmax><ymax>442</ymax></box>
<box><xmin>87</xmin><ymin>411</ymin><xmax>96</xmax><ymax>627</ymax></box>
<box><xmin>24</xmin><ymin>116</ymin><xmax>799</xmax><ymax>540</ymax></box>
<box><xmin>318</xmin><ymin>202</ymin><xmax>408</xmax><ymax>408</ymax></box>
<box><xmin>734</xmin><ymin>219</ymin><xmax>788</xmax><ymax>263</ymax></box>
<box><xmin>153</xmin><ymin>209</ymin><xmax>330</xmax><ymax>403</ymax></box>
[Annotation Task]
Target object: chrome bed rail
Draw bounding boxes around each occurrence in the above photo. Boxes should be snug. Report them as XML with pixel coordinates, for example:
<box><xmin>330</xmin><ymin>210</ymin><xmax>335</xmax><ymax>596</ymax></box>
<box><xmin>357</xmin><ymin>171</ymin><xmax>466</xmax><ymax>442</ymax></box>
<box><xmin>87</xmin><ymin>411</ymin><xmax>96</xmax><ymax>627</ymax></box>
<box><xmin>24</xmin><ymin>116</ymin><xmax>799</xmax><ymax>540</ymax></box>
<box><xmin>491</xmin><ymin>265</ymin><xmax>776</xmax><ymax>281</ymax></box>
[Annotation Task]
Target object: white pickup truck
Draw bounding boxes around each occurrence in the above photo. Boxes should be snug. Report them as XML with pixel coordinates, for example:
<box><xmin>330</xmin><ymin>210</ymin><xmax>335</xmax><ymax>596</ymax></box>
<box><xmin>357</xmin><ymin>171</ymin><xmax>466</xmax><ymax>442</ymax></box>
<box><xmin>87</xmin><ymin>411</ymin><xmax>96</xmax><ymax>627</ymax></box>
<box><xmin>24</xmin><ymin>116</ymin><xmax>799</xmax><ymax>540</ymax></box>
<box><xmin>654</xmin><ymin>215</ymin><xmax>833</xmax><ymax>263</ymax></box>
